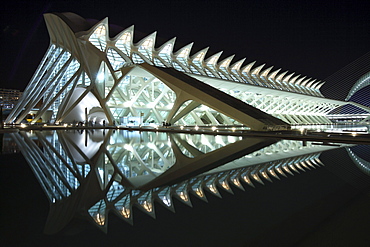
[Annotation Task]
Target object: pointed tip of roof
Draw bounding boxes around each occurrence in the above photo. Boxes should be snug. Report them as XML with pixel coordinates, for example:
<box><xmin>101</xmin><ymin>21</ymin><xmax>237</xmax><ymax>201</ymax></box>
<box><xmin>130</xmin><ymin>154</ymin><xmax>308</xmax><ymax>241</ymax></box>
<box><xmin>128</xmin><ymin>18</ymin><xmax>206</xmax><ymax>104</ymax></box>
<box><xmin>204</xmin><ymin>51</ymin><xmax>223</xmax><ymax>63</ymax></box>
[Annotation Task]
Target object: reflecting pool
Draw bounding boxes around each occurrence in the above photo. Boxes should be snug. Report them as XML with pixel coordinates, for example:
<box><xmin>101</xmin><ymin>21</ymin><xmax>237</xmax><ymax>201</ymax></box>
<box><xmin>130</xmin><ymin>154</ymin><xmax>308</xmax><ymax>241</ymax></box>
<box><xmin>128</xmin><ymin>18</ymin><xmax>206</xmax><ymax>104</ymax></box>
<box><xmin>1</xmin><ymin>129</ymin><xmax>369</xmax><ymax>246</ymax></box>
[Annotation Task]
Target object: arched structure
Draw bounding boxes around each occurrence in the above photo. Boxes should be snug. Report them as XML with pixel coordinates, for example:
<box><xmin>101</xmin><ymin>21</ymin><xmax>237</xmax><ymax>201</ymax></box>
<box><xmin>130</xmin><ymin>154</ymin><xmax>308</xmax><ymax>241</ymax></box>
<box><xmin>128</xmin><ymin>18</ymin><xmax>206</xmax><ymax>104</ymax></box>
<box><xmin>345</xmin><ymin>72</ymin><xmax>370</xmax><ymax>123</ymax></box>
<box><xmin>6</xmin><ymin>12</ymin><xmax>370</xmax><ymax>129</ymax></box>
<box><xmin>346</xmin><ymin>146</ymin><xmax>370</xmax><ymax>176</ymax></box>
<box><xmin>346</xmin><ymin>72</ymin><xmax>370</xmax><ymax>101</ymax></box>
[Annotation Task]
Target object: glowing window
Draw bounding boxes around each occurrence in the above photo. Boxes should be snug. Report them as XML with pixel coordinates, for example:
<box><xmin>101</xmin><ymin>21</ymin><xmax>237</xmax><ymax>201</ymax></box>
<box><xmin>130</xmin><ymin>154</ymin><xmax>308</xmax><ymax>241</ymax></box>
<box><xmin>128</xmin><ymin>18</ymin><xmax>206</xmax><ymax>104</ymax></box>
<box><xmin>172</xmin><ymin>62</ymin><xmax>186</xmax><ymax>72</ymax></box>
<box><xmin>158</xmin><ymin>45</ymin><xmax>172</xmax><ymax>64</ymax></box>
<box><xmin>138</xmin><ymin>38</ymin><xmax>154</xmax><ymax>60</ymax></box>
<box><xmin>116</xmin><ymin>32</ymin><xmax>131</xmax><ymax>56</ymax></box>
<box><xmin>193</xmin><ymin>52</ymin><xmax>206</xmax><ymax>69</ymax></box>
<box><xmin>205</xmin><ymin>68</ymin><xmax>216</xmax><ymax>77</ymax></box>
<box><xmin>190</xmin><ymin>65</ymin><xmax>201</xmax><ymax>75</ymax></box>
<box><xmin>154</xmin><ymin>58</ymin><xmax>166</xmax><ymax>67</ymax></box>
<box><xmin>218</xmin><ymin>72</ymin><xmax>228</xmax><ymax>80</ymax></box>
<box><xmin>107</xmin><ymin>48</ymin><xmax>126</xmax><ymax>70</ymax></box>
<box><xmin>89</xmin><ymin>25</ymin><xmax>106</xmax><ymax>51</ymax></box>
<box><xmin>132</xmin><ymin>53</ymin><xmax>145</xmax><ymax>64</ymax></box>
<box><xmin>207</xmin><ymin>55</ymin><xmax>219</xmax><ymax>66</ymax></box>
<box><xmin>176</xmin><ymin>48</ymin><xmax>190</xmax><ymax>67</ymax></box>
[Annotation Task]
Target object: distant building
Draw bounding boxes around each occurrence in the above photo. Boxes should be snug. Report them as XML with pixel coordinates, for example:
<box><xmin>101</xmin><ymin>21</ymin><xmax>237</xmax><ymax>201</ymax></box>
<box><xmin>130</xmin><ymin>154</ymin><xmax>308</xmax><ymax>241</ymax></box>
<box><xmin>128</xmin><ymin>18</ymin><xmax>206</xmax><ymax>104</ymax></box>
<box><xmin>0</xmin><ymin>88</ymin><xmax>22</xmax><ymax>109</ymax></box>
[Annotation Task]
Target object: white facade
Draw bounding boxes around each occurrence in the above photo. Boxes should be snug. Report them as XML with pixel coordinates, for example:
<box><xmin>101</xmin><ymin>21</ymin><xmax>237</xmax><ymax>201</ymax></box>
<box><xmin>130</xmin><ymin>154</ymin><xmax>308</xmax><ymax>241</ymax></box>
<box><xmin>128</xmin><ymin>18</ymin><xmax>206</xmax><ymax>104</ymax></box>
<box><xmin>6</xmin><ymin>12</ymin><xmax>370</xmax><ymax>129</ymax></box>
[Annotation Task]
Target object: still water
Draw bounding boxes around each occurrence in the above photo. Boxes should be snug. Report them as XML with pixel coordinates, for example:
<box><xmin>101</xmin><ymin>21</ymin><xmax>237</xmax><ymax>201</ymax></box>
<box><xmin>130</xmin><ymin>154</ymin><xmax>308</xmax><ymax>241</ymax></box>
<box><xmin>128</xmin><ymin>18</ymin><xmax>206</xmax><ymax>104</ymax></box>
<box><xmin>2</xmin><ymin>129</ymin><xmax>370</xmax><ymax>246</ymax></box>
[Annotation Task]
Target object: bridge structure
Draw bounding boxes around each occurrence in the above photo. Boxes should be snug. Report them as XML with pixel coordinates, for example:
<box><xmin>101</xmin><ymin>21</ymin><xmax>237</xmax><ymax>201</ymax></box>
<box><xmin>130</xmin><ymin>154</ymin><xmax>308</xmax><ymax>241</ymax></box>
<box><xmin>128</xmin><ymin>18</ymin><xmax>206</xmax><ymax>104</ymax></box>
<box><xmin>5</xmin><ymin>12</ymin><xmax>370</xmax><ymax>130</ymax></box>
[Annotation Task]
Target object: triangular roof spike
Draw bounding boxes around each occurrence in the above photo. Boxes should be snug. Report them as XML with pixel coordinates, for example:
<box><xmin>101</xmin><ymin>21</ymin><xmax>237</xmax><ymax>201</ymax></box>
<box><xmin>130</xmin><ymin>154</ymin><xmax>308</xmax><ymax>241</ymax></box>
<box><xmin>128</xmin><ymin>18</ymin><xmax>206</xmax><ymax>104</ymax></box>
<box><xmin>174</xmin><ymin>42</ymin><xmax>194</xmax><ymax>58</ymax></box>
<box><xmin>260</xmin><ymin>66</ymin><xmax>274</xmax><ymax>78</ymax></box>
<box><xmin>230</xmin><ymin>58</ymin><xmax>246</xmax><ymax>71</ymax></box>
<box><xmin>156</xmin><ymin>194</ymin><xmax>176</xmax><ymax>213</ymax></box>
<box><xmin>205</xmin><ymin>183</ymin><xmax>222</xmax><ymax>197</ymax></box>
<box><xmin>276</xmin><ymin>71</ymin><xmax>288</xmax><ymax>82</ymax></box>
<box><xmin>156</xmin><ymin>37</ymin><xmax>176</xmax><ymax>54</ymax></box>
<box><xmin>190</xmin><ymin>47</ymin><xmax>209</xmax><ymax>62</ymax></box>
<box><xmin>316</xmin><ymin>81</ymin><xmax>325</xmax><ymax>90</ymax></box>
<box><xmin>112</xmin><ymin>25</ymin><xmax>134</xmax><ymax>43</ymax></box>
<box><xmin>282</xmin><ymin>72</ymin><xmax>295</xmax><ymax>83</ymax></box>
<box><xmin>306</xmin><ymin>79</ymin><xmax>317</xmax><ymax>88</ymax></box>
<box><xmin>300</xmin><ymin>78</ymin><xmax>312</xmax><ymax>87</ymax></box>
<box><xmin>288</xmin><ymin>74</ymin><xmax>301</xmax><ymax>84</ymax></box>
<box><xmin>241</xmin><ymin>61</ymin><xmax>257</xmax><ymax>75</ymax></box>
<box><xmin>114</xmin><ymin>204</ymin><xmax>133</xmax><ymax>221</ymax></box>
<box><xmin>135</xmin><ymin>31</ymin><xmax>157</xmax><ymax>49</ymax></box>
<box><xmin>250</xmin><ymin>64</ymin><xmax>265</xmax><ymax>76</ymax></box>
<box><xmin>86</xmin><ymin>17</ymin><xmax>109</xmax><ymax>36</ymax></box>
<box><xmin>268</xmin><ymin>68</ymin><xmax>282</xmax><ymax>81</ymax></box>
<box><xmin>311</xmin><ymin>80</ymin><xmax>321</xmax><ymax>89</ymax></box>
<box><xmin>295</xmin><ymin>76</ymin><xmax>306</xmax><ymax>86</ymax></box>
<box><xmin>218</xmin><ymin>54</ymin><xmax>235</xmax><ymax>69</ymax></box>
<box><xmin>205</xmin><ymin>51</ymin><xmax>223</xmax><ymax>66</ymax></box>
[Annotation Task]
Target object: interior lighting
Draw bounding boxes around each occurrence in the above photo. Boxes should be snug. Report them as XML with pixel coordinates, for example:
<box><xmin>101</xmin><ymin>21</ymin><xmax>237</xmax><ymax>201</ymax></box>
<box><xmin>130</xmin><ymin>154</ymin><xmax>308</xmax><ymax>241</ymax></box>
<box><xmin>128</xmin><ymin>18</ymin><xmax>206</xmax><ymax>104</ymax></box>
<box><xmin>123</xmin><ymin>101</ymin><xmax>133</xmax><ymax>107</ymax></box>
<box><xmin>142</xmin><ymin>201</ymin><xmax>152</xmax><ymax>212</ymax></box>
<box><xmin>200</xmin><ymin>105</ymin><xmax>208</xmax><ymax>111</ymax></box>
<box><xmin>179</xmin><ymin>191</ymin><xmax>188</xmax><ymax>201</ymax></box>
<box><xmin>232</xmin><ymin>178</ymin><xmax>241</xmax><ymax>187</ymax></box>
<box><xmin>124</xmin><ymin>144</ymin><xmax>133</xmax><ymax>151</ymax></box>
<box><xmin>97</xmin><ymin>72</ymin><xmax>105</xmax><ymax>81</ymax></box>
<box><xmin>94</xmin><ymin>213</ymin><xmax>105</xmax><ymax>225</ymax></box>
<box><xmin>149</xmin><ymin>123</ymin><xmax>158</xmax><ymax>128</ymax></box>
<box><xmin>211</xmin><ymin>126</ymin><xmax>217</xmax><ymax>131</ymax></box>
<box><xmin>221</xmin><ymin>181</ymin><xmax>230</xmax><ymax>190</ymax></box>
<box><xmin>147</xmin><ymin>143</ymin><xmax>156</xmax><ymax>149</ymax></box>
<box><xmin>147</xmin><ymin>102</ymin><xmax>155</xmax><ymax>108</ymax></box>
<box><xmin>121</xmin><ymin>207</ymin><xmax>130</xmax><ymax>218</ymax></box>
<box><xmin>195</xmin><ymin>188</ymin><xmax>204</xmax><ymax>197</ymax></box>
<box><xmin>20</xmin><ymin>123</ymin><xmax>27</xmax><ymax>128</ymax></box>
<box><xmin>161</xmin><ymin>196</ymin><xmax>172</xmax><ymax>207</ymax></box>
<box><xmin>194</xmin><ymin>125</ymin><xmax>199</xmax><ymax>131</ymax></box>
<box><xmin>209</xmin><ymin>184</ymin><xmax>217</xmax><ymax>194</ymax></box>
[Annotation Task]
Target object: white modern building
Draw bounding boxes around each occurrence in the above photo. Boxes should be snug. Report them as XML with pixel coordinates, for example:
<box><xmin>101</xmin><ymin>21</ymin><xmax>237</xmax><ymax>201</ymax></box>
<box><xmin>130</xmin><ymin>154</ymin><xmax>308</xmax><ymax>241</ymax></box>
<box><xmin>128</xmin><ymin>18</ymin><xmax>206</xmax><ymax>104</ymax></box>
<box><xmin>6</xmin><ymin>12</ymin><xmax>370</xmax><ymax>130</ymax></box>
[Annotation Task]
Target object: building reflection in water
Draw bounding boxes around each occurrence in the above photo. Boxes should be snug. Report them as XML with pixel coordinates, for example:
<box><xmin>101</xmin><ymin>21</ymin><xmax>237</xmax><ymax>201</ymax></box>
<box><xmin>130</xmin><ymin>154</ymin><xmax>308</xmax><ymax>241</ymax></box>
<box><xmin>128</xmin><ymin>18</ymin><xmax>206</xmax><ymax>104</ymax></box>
<box><xmin>10</xmin><ymin>129</ymin><xmax>349</xmax><ymax>233</ymax></box>
<box><xmin>346</xmin><ymin>145</ymin><xmax>370</xmax><ymax>176</ymax></box>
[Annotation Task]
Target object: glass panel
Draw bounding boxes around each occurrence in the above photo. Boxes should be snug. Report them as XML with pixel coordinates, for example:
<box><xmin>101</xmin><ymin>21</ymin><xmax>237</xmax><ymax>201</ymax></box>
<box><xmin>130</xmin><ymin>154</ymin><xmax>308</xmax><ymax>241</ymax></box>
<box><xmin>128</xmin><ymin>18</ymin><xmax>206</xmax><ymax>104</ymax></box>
<box><xmin>89</xmin><ymin>25</ymin><xmax>107</xmax><ymax>52</ymax></box>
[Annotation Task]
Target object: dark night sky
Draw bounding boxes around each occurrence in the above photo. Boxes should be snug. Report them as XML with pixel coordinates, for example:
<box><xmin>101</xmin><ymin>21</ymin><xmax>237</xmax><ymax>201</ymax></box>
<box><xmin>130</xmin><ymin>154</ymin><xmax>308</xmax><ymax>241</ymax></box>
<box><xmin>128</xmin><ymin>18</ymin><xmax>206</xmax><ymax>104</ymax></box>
<box><xmin>1</xmin><ymin>0</ymin><xmax>369</xmax><ymax>100</ymax></box>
